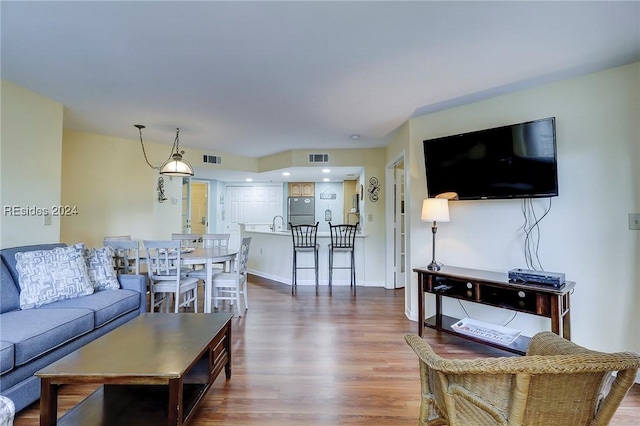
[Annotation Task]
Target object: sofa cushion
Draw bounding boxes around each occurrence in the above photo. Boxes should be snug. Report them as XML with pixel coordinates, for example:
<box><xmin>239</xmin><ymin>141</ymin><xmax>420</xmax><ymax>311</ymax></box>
<box><xmin>79</xmin><ymin>244</ymin><xmax>120</xmax><ymax>291</ymax></box>
<box><xmin>0</xmin><ymin>243</ymin><xmax>66</xmax><ymax>284</ymax></box>
<box><xmin>0</xmin><ymin>341</ymin><xmax>14</xmax><ymax>374</ymax></box>
<box><xmin>39</xmin><ymin>289</ymin><xmax>139</xmax><ymax>328</ymax></box>
<box><xmin>15</xmin><ymin>246</ymin><xmax>94</xmax><ymax>310</ymax></box>
<box><xmin>0</xmin><ymin>308</ymin><xmax>94</xmax><ymax>366</ymax></box>
<box><xmin>0</xmin><ymin>262</ymin><xmax>20</xmax><ymax>314</ymax></box>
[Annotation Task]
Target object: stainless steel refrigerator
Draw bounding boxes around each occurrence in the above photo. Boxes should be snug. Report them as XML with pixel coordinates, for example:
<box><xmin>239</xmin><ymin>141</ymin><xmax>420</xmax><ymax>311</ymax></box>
<box><xmin>288</xmin><ymin>197</ymin><xmax>315</xmax><ymax>227</ymax></box>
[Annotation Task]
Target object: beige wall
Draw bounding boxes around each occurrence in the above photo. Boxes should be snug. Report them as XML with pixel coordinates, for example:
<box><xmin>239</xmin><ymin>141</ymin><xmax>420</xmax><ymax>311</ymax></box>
<box><xmin>1</xmin><ymin>80</ymin><xmax>63</xmax><ymax>248</ymax></box>
<box><xmin>397</xmin><ymin>62</ymin><xmax>639</xmax><ymax>354</ymax></box>
<box><xmin>61</xmin><ymin>131</ymin><xmax>182</xmax><ymax>247</ymax></box>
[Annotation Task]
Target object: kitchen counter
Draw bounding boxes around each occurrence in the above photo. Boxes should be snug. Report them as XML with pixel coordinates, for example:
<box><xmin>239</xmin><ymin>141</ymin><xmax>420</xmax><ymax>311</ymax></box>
<box><xmin>241</xmin><ymin>225</ymin><xmax>367</xmax><ymax>287</ymax></box>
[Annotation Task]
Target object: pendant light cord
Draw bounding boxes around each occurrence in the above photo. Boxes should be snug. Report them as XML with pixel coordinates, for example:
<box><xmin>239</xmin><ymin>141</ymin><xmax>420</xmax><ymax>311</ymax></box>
<box><xmin>136</xmin><ymin>124</ymin><xmax>160</xmax><ymax>171</ymax></box>
<box><xmin>172</xmin><ymin>128</ymin><xmax>181</xmax><ymax>156</ymax></box>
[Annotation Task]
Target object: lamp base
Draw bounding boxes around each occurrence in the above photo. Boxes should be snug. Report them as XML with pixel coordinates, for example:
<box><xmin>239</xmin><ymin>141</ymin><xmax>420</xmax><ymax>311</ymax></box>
<box><xmin>427</xmin><ymin>261</ymin><xmax>441</xmax><ymax>271</ymax></box>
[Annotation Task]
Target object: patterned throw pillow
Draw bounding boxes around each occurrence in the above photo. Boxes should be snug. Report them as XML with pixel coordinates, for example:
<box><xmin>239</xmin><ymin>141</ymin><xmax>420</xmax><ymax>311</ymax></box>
<box><xmin>79</xmin><ymin>244</ymin><xmax>121</xmax><ymax>291</ymax></box>
<box><xmin>15</xmin><ymin>246</ymin><xmax>94</xmax><ymax>310</ymax></box>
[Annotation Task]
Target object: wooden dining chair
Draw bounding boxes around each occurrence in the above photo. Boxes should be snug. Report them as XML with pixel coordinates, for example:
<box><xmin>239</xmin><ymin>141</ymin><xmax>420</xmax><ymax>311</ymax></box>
<box><xmin>103</xmin><ymin>235</ymin><xmax>132</xmax><ymax>241</ymax></box>
<box><xmin>210</xmin><ymin>237</ymin><xmax>251</xmax><ymax>316</ymax></box>
<box><xmin>188</xmin><ymin>233</ymin><xmax>231</xmax><ymax>289</ymax></box>
<box><xmin>201</xmin><ymin>233</ymin><xmax>231</xmax><ymax>248</ymax></box>
<box><xmin>103</xmin><ymin>238</ymin><xmax>140</xmax><ymax>275</ymax></box>
<box><xmin>171</xmin><ymin>233</ymin><xmax>200</xmax><ymax>249</ymax></box>
<box><xmin>143</xmin><ymin>240</ymin><xmax>199</xmax><ymax>313</ymax></box>
<box><xmin>171</xmin><ymin>233</ymin><xmax>200</xmax><ymax>275</ymax></box>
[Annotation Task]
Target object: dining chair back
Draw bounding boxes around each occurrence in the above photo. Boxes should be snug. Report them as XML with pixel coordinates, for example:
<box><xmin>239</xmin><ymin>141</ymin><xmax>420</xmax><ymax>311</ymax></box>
<box><xmin>328</xmin><ymin>222</ymin><xmax>359</xmax><ymax>293</ymax></box>
<box><xmin>103</xmin><ymin>239</ymin><xmax>140</xmax><ymax>275</ymax></box>
<box><xmin>171</xmin><ymin>233</ymin><xmax>200</xmax><ymax>249</ymax></box>
<box><xmin>188</xmin><ymin>234</ymin><xmax>232</xmax><ymax>282</ymax></box>
<box><xmin>210</xmin><ymin>237</ymin><xmax>251</xmax><ymax>316</ymax></box>
<box><xmin>143</xmin><ymin>240</ymin><xmax>199</xmax><ymax>313</ymax></box>
<box><xmin>171</xmin><ymin>233</ymin><xmax>201</xmax><ymax>275</ymax></box>
<box><xmin>201</xmin><ymin>233</ymin><xmax>231</xmax><ymax>249</ymax></box>
<box><xmin>289</xmin><ymin>222</ymin><xmax>319</xmax><ymax>294</ymax></box>
<box><xmin>103</xmin><ymin>235</ymin><xmax>132</xmax><ymax>241</ymax></box>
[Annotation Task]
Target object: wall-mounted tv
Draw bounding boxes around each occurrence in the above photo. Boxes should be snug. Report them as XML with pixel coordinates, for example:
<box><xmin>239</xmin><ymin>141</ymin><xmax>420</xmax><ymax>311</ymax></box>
<box><xmin>423</xmin><ymin>117</ymin><xmax>558</xmax><ymax>200</ymax></box>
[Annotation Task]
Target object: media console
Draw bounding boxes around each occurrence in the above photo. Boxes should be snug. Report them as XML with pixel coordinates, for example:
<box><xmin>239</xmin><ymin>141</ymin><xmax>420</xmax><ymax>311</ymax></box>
<box><xmin>414</xmin><ymin>265</ymin><xmax>575</xmax><ymax>355</ymax></box>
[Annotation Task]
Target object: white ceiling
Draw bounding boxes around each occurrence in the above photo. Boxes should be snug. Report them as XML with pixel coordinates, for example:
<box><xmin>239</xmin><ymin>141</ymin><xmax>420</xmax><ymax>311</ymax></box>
<box><xmin>2</xmin><ymin>1</ymin><xmax>639</xmax><ymax>182</ymax></box>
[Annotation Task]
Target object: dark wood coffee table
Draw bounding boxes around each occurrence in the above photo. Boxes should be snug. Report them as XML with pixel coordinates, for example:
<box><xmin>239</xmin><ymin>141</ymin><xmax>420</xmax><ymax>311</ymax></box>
<box><xmin>36</xmin><ymin>313</ymin><xmax>233</xmax><ymax>425</ymax></box>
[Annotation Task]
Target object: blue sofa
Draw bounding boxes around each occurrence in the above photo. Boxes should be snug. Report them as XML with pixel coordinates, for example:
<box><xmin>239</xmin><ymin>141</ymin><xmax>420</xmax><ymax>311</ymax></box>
<box><xmin>0</xmin><ymin>243</ymin><xmax>147</xmax><ymax>412</ymax></box>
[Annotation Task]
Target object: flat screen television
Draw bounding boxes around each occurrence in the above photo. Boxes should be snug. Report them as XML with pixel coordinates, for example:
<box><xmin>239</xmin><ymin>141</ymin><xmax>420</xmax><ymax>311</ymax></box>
<box><xmin>423</xmin><ymin>117</ymin><xmax>558</xmax><ymax>200</ymax></box>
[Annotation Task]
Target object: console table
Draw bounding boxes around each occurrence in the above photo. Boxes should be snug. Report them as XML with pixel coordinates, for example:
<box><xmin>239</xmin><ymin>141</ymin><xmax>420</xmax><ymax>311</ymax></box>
<box><xmin>414</xmin><ymin>265</ymin><xmax>575</xmax><ymax>355</ymax></box>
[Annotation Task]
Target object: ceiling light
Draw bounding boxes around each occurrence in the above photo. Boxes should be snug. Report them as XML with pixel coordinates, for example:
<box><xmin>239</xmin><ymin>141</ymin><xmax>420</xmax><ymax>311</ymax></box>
<box><xmin>323</xmin><ymin>178</ymin><xmax>330</xmax><ymax>182</ymax></box>
<box><xmin>282</xmin><ymin>172</ymin><xmax>291</xmax><ymax>176</ymax></box>
<box><xmin>135</xmin><ymin>125</ymin><xmax>194</xmax><ymax>177</ymax></box>
<box><xmin>322</xmin><ymin>169</ymin><xmax>331</xmax><ymax>173</ymax></box>
<box><xmin>246</xmin><ymin>178</ymin><xmax>253</xmax><ymax>182</ymax></box>
<box><xmin>349</xmin><ymin>134</ymin><xmax>361</xmax><ymax>140</ymax></box>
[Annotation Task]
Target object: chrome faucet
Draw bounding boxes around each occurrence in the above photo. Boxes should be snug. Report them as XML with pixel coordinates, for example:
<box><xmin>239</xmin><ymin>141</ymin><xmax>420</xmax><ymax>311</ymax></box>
<box><xmin>271</xmin><ymin>215</ymin><xmax>284</xmax><ymax>232</ymax></box>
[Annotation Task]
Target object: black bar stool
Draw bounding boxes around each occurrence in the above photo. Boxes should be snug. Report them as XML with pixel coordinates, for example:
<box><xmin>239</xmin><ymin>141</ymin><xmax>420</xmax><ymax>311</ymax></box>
<box><xmin>290</xmin><ymin>222</ymin><xmax>319</xmax><ymax>295</ymax></box>
<box><xmin>328</xmin><ymin>222</ymin><xmax>359</xmax><ymax>294</ymax></box>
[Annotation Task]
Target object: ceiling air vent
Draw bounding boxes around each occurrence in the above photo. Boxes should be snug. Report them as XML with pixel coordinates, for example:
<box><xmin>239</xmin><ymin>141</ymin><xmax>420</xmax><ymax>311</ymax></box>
<box><xmin>203</xmin><ymin>155</ymin><xmax>222</xmax><ymax>165</ymax></box>
<box><xmin>308</xmin><ymin>153</ymin><xmax>329</xmax><ymax>163</ymax></box>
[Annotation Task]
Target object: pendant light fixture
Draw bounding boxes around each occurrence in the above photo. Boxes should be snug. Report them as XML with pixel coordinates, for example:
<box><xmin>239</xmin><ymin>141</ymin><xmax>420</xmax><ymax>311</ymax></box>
<box><xmin>135</xmin><ymin>124</ymin><xmax>194</xmax><ymax>177</ymax></box>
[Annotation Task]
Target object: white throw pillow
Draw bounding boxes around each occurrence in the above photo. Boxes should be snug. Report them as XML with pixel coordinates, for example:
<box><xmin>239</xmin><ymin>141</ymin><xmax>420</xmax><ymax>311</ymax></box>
<box><xmin>16</xmin><ymin>246</ymin><xmax>94</xmax><ymax>309</ymax></box>
<box><xmin>78</xmin><ymin>244</ymin><xmax>121</xmax><ymax>291</ymax></box>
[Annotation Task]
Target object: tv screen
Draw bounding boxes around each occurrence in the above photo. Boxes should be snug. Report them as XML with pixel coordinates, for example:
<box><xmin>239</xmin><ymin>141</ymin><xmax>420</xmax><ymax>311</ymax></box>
<box><xmin>423</xmin><ymin>117</ymin><xmax>558</xmax><ymax>200</ymax></box>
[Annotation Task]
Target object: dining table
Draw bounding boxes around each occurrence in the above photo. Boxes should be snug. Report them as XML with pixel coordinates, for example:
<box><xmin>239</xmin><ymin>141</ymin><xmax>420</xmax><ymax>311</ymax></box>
<box><xmin>180</xmin><ymin>246</ymin><xmax>239</xmax><ymax>313</ymax></box>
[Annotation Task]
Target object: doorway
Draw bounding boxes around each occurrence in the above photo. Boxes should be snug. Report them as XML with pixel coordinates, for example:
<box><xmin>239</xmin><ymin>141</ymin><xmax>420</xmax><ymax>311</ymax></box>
<box><xmin>190</xmin><ymin>181</ymin><xmax>209</xmax><ymax>235</ymax></box>
<box><xmin>393</xmin><ymin>160</ymin><xmax>405</xmax><ymax>289</ymax></box>
<box><xmin>182</xmin><ymin>179</ymin><xmax>209</xmax><ymax>234</ymax></box>
<box><xmin>385</xmin><ymin>152</ymin><xmax>407</xmax><ymax>291</ymax></box>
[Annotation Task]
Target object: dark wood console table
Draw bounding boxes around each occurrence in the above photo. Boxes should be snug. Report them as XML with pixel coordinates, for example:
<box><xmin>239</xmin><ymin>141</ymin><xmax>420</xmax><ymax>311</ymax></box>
<box><xmin>414</xmin><ymin>265</ymin><xmax>575</xmax><ymax>355</ymax></box>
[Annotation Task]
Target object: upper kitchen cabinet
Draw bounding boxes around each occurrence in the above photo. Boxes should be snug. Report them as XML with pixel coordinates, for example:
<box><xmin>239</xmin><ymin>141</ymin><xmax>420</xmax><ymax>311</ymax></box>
<box><xmin>288</xmin><ymin>182</ymin><xmax>315</xmax><ymax>197</ymax></box>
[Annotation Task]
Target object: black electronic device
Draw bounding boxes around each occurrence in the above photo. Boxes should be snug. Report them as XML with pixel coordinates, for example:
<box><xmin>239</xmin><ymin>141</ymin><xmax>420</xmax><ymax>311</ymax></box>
<box><xmin>508</xmin><ymin>268</ymin><xmax>566</xmax><ymax>288</ymax></box>
<box><xmin>423</xmin><ymin>117</ymin><xmax>558</xmax><ymax>200</ymax></box>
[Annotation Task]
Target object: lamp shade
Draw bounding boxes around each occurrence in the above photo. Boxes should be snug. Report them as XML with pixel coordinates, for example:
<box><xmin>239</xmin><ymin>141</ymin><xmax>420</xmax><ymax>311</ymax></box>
<box><xmin>421</xmin><ymin>198</ymin><xmax>450</xmax><ymax>222</ymax></box>
<box><xmin>160</xmin><ymin>153</ymin><xmax>194</xmax><ymax>177</ymax></box>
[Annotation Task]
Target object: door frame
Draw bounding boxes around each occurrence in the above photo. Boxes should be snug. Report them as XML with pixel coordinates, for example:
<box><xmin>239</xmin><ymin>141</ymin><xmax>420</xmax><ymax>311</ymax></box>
<box><xmin>385</xmin><ymin>151</ymin><xmax>408</xmax><ymax>291</ymax></box>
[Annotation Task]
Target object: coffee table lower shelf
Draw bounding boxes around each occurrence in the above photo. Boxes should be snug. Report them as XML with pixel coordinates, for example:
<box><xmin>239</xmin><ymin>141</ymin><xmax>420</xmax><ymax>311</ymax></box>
<box><xmin>55</xmin><ymin>383</ymin><xmax>208</xmax><ymax>426</ymax></box>
<box><xmin>425</xmin><ymin>314</ymin><xmax>531</xmax><ymax>355</ymax></box>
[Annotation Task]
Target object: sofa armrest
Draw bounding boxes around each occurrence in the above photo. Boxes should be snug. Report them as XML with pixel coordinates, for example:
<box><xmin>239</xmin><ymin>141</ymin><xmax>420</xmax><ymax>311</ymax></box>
<box><xmin>117</xmin><ymin>274</ymin><xmax>148</xmax><ymax>314</ymax></box>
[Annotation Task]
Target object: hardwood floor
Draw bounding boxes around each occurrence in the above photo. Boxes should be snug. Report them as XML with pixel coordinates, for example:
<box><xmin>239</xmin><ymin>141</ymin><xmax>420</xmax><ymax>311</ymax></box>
<box><xmin>14</xmin><ymin>276</ymin><xmax>640</xmax><ymax>425</ymax></box>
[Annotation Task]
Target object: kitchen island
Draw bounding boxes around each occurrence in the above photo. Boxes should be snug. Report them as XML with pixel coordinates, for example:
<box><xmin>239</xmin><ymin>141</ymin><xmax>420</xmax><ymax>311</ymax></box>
<box><xmin>241</xmin><ymin>225</ymin><xmax>367</xmax><ymax>288</ymax></box>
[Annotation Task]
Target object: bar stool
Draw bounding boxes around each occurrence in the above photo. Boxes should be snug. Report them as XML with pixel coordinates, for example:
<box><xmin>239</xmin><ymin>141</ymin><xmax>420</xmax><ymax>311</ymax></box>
<box><xmin>328</xmin><ymin>222</ymin><xmax>359</xmax><ymax>294</ymax></box>
<box><xmin>290</xmin><ymin>222</ymin><xmax>319</xmax><ymax>295</ymax></box>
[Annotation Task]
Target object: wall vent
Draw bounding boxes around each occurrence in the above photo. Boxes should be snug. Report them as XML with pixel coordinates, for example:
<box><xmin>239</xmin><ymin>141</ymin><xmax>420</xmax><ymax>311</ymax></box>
<box><xmin>308</xmin><ymin>153</ymin><xmax>329</xmax><ymax>163</ymax></box>
<box><xmin>203</xmin><ymin>155</ymin><xmax>222</xmax><ymax>165</ymax></box>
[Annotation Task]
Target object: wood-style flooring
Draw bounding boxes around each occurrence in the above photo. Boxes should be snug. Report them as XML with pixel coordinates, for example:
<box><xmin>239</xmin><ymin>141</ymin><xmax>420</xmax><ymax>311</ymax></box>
<box><xmin>14</xmin><ymin>276</ymin><xmax>640</xmax><ymax>425</ymax></box>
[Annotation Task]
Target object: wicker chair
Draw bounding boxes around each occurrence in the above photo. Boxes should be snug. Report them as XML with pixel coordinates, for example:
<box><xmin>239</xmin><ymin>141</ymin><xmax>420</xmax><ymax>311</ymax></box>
<box><xmin>404</xmin><ymin>332</ymin><xmax>640</xmax><ymax>426</ymax></box>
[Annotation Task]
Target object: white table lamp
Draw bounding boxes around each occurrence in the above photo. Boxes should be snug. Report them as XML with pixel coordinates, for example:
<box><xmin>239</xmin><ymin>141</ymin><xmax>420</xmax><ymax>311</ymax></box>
<box><xmin>421</xmin><ymin>198</ymin><xmax>450</xmax><ymax>271</ymax></box>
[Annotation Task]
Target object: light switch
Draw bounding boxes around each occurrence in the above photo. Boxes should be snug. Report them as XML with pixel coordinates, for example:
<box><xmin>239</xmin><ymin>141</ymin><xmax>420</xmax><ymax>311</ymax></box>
<box><xmin>629</xmin><ymin>213</ymin><xmax>640</xmax><ymax>230</ymax></box>
<box><xmin>43</xmin><ymin>214</ymin><xmax>52</xmax><ymax>226</ymax></box>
